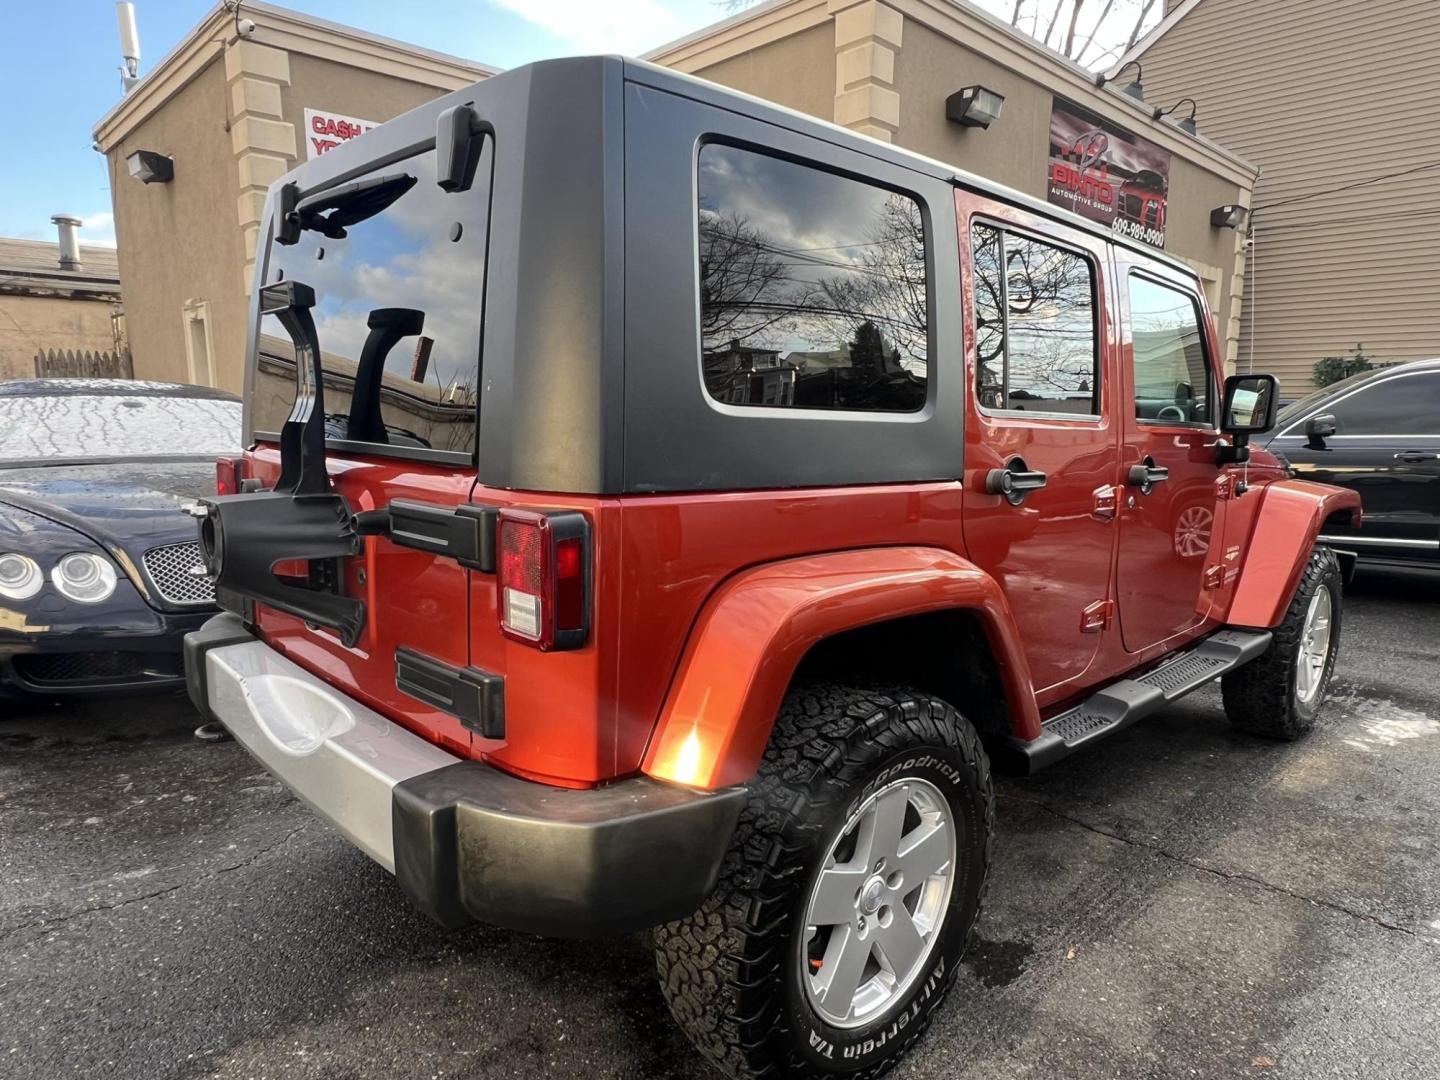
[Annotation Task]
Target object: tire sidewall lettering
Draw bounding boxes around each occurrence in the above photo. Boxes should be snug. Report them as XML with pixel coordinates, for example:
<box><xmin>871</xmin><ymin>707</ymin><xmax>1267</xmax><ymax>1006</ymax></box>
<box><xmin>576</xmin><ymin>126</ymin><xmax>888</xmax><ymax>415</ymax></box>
<box><xmin>794</xmin><ymin>745</ymin><xmax>979</xmax><ymax>1071</ymax></box>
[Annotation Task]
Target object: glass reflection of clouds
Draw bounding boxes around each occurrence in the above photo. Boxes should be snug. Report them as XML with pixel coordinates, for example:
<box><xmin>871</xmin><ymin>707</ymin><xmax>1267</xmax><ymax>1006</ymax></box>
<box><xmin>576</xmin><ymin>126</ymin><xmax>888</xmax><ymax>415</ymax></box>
<box><xmin>973</xmin><ymin>224</ymin><xmax>1097</xmax><ymax>415</ymax></box>
<box><xmin>256</xmin><ymin>142</ymin><xmax>491</xmax><ymax>452</ymax></box>
<box><xmin>697</xmin><ymin>144</ymin><xmax>928</xmax><ymax>413</ymax></box>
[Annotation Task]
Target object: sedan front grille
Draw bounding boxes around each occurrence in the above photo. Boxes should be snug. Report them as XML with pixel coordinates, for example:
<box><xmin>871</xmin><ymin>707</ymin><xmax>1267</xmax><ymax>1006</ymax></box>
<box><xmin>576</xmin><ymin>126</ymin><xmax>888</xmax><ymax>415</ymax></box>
<box><xmin>141</xmin><ymin>540</ymin><xmax>215</xmax><ymax>605</ymax></box>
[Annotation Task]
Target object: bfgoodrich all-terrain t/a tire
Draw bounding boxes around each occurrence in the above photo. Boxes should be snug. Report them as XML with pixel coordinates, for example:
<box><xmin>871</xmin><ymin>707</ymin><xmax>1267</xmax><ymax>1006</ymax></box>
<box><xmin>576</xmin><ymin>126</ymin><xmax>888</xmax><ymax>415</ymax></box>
<box><xmin>1222</xmin><ymin>545</ymin><xmax>1342</xmax><ymax>740</ymax></box>
<box><xmin>655</xmin><ymin>685</ymin><xmax>994</xmax><ymax>1080</ymax></box>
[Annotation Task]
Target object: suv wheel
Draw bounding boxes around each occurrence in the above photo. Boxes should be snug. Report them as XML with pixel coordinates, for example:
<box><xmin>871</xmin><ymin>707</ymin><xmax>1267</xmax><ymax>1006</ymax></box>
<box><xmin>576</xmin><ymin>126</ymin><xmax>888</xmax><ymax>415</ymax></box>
<box><xmin>1222</xmin><ymin>545</ymin><xmax>1342</xmax><ymax>740</ymax></box>
<box><xmin>655</xmin><ymin>685</ymin><xmax>993</xmax><ymax>1078</ymax></box>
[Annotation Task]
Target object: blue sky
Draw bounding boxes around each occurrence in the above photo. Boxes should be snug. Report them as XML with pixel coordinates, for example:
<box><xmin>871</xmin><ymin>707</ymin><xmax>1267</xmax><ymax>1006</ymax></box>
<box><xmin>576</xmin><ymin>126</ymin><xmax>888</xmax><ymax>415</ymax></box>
<box><xmin>0</xmin><ymin>0</ymin><xmax>1122</xmax><ymax>249</ymax></box>
<box><xmin>0</xmin><ymin>0</ymin><xmax>729</xmax><ymax>247</ymax></box>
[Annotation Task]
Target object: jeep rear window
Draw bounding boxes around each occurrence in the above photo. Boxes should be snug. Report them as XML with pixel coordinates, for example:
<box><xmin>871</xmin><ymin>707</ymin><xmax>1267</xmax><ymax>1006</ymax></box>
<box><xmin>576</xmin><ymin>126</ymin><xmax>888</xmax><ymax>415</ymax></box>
<box><xmin>251</xmin><ymin>139</ymin><xmax>493</xmax><ymax>458</ymax></box>
<box><xmin>696</xmin><ymin>143</ymin><xmax>928</xmax><ymax>413</ymax></box>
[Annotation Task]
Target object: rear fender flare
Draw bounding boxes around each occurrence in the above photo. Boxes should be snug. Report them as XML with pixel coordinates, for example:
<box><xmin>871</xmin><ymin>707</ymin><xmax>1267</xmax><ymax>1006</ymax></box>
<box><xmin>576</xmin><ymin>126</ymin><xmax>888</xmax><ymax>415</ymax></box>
<box><xmin>641</xmin><ymin>546</ymin><xmax>1038</xmax><ymax>790</ymax></box>
<box><xmin>1227</xmin><ymin>480</ymin><xmax>1362</xmax><ymax>628</ymax></box>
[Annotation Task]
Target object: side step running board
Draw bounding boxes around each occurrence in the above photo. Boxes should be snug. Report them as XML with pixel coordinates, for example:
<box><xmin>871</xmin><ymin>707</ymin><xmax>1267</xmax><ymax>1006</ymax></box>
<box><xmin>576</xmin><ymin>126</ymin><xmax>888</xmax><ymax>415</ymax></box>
<box><xmin>1001</xmin><ymin>628</ymin><xmax>1272</xmax><ymax>774</ymax></box>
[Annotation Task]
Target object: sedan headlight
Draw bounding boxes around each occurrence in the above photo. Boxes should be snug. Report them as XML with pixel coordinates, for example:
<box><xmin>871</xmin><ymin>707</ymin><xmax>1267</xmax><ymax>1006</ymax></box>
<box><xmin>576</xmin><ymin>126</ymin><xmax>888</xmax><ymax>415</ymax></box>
<box><xmin>51</xmin><ymin>552</ymin><xmax>119</xmax><ymax>604</ymax></box>
<box><xmin>0</xmin><ymin>553</ymin><xmax>43</xmax><ymax>601</ymax></box>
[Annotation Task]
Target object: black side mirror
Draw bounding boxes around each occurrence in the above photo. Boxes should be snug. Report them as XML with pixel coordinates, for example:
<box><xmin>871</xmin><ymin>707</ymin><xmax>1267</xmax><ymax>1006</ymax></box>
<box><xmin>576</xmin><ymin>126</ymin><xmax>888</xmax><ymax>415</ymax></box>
<box><xmin>1305</xmin><ymin>413</ymin><xmax>1338</xmax><ymax>441</ymax></box>
<box><xmin>1218</xmin><ymin>373</ymin><xmax>1279</xmax><ymax>464</ymax></box>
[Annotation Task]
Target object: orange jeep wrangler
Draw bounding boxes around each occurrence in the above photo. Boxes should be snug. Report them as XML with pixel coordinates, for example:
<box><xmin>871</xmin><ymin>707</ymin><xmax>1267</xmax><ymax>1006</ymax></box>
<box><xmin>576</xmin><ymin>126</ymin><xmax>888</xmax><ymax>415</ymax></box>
<box><xmin>186</xmin><ymin>57</ymin><xmax>1361</xmax><ymax>1079</ymax></box>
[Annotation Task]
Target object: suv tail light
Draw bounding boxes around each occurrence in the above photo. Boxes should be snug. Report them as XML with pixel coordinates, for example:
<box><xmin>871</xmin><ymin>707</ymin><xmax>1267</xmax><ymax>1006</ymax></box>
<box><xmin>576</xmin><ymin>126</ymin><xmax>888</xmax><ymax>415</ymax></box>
<box><xmin>215</xmin><ymin>456</ymin><xmax>248</xmax><ymax>496</ymax></box>
<box><xmin>497</xmin><ymin>508</ymin><xmax>590</xmax><ymax>651</ymax></box>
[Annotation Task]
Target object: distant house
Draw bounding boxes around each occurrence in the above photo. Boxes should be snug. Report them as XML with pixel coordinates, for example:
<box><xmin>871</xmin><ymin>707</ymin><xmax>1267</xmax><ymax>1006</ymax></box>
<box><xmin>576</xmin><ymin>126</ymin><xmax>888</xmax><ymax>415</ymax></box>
<box><xmin>0</xmin><ymin>218</ymin><xmax>124</xmax><ymax>382</ymax></box>
<box><xmin>703</xmin><ymin>341</ymin><xmax>796</xmax><ymax>405</ymax></box>
<box><xmin>1123</xmin><ymin>0</ymin><xmax>1439</xmax><ymax>392</ymax></box>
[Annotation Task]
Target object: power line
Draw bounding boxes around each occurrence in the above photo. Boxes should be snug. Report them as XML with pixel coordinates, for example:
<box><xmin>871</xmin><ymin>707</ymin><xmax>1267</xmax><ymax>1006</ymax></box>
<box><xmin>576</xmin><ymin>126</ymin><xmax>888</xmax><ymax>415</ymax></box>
<box><xmin>1252</xmin><ymin>160</ymin><xmax>1440</xmax><ymax>214</ymax></box>
<box><xmin>1255</xmin><ymin>206</ymin><xmax>1440</xmax><ymax>234</ymax></box>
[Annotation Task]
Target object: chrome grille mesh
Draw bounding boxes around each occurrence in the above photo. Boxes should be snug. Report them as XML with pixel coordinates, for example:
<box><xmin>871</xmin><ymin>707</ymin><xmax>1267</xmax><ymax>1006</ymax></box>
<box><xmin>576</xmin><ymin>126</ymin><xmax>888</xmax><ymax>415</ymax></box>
<box><xmin>141</xmin><ymin>541</ymin><xmax>215</xmax><ymax>605</ymax></box>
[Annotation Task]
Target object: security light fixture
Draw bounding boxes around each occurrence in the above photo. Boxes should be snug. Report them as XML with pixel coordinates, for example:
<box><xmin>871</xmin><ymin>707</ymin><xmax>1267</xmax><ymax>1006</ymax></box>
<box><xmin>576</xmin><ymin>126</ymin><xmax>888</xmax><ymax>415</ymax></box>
<box><xmin>945</xmin><ymin>85</ymin><xmax>1005</xmax><ymax>129</ymax></box>
<box><xmin>126</xmin><ymin>150</ymin><xmax>174</xmax><ymax>184</ymax></box>
<box><xmin>1154</xmin><ymin>97</ymin><xmax>1198</xmax><ymax>135</ymax></box>
<box><xmin>126</xmin><ymin>149</ymin><xmax>174</xmax><ymax>184</ymax></box>
<box><xmin>1210</xmin><ymin>204</ymin><xmax>1248</xmax><ymax>230</ymax></box>
<box><xmin>1095</xmin><ymin>60</ymin><xmax>1145</xmax><ymax>102</ymax></box>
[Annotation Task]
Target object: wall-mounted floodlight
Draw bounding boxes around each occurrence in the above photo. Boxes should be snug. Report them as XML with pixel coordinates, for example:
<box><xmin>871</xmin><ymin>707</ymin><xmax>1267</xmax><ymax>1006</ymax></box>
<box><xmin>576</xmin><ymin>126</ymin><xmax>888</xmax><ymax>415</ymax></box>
<box><xmin>126</xmin><ymin>149</ymin><xmax>174</xmax><ymax>184</ymax></box>
<box><xmin>1095</xmin><ymin>60</ymin><xmax>1145</xmax><ymax>102</ymax></box>
<box><xmin>1210</xmin><ymin>204</ymin><xmax>1248</xmax><ymax>230</ymax></box>
<box><xmin>945</xmin><ymin>85</ymin><xmax>1006</xmax><ymax>129</ymax></box>
<box><xmin>1154</xmin><ymin>97</ymin><xmax>1198</xmax><ymax>135</ymax></box>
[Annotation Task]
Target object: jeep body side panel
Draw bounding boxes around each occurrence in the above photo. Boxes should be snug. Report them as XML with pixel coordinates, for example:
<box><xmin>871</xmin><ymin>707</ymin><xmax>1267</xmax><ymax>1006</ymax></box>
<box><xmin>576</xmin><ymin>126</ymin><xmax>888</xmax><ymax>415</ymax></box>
<box><xmin>642</xmin><ymin>547</ymin><xmax>1038</xmax><ymax>790</ymax></box>
<box><xmin>1225</xmin><ymin>480</ymin><xmax>1362</xmax><ymax>628</ymax></box>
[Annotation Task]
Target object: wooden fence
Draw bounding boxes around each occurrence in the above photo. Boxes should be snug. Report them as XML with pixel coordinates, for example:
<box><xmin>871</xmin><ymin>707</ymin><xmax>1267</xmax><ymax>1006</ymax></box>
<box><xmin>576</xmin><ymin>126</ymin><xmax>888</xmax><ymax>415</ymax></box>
<box><xmin>33</xmin><ymin>349</ymin><xmax>134</xmax><ymax>379</ymax></box>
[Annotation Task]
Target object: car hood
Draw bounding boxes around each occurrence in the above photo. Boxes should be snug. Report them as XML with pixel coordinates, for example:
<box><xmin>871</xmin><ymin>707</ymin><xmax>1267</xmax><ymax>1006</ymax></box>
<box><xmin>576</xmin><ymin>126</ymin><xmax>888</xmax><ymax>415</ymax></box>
<box><xmin>0</xmin><ymin>458</ymin><xmax>211</xmax><ymax>554</ymax></box>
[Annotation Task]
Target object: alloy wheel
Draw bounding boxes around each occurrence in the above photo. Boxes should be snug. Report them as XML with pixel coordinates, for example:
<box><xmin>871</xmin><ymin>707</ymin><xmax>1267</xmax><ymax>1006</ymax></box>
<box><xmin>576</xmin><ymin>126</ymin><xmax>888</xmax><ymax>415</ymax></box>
<box><xmin>1295</xmin><ymin>586</ymin><xmax>1333</xmax><ymax>703</ymax></box>
<box><xmin>801</xmin><ymin>777</ymin><xmax>956</xmax><ymax>1029</ymax></box>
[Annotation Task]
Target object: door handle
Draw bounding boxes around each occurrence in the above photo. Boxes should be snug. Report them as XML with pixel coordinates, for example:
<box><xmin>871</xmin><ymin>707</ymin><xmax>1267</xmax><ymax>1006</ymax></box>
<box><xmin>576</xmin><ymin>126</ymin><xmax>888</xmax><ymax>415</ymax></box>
<box><xmin>1393</xmin><ymin>451</ymin><xmax>1440</xmax><ymax>463</ymax></box>
<box><xmin>985</xmin><ymin>457</ymin><xmax>1048</xmax><ymax>506</ymax></box>
<box><xmin>1126</xmin><ymin>459</ymin><xmax>1169</xmax><ymax>495</ymax></box>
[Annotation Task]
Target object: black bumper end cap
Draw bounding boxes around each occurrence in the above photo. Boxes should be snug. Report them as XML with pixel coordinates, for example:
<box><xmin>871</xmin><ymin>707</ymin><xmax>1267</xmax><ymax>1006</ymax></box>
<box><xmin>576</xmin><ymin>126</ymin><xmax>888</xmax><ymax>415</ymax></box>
<box><xmin>183</xmin><ymin>612</ymin><xmax>256</xmax><ymax>720</ymax></box>
<box><xmin>393</xmin><ymin>763</ymin><xmax>747</xmax><ymax>938</ymax></box>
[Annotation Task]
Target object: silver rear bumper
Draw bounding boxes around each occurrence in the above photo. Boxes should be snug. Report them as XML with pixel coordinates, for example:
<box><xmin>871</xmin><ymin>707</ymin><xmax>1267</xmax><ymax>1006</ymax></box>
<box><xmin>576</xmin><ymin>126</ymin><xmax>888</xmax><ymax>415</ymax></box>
<box><xmin>186</xmin><ymin>614</ymin><xmax>746</xmax><ymax>937</ymax></box>
<box><xmin>204</xmin><ymin>639</ymin><xmax>457</xmax><ymax>872</ymax></box>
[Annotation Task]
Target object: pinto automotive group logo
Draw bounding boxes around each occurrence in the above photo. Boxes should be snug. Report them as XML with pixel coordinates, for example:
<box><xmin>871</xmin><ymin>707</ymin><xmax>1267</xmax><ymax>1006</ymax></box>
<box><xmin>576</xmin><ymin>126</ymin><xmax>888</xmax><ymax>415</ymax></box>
<box><xmin>1046</xmin><ymin>97</ymin><xmax>1171</xmax><ymax>249</ymax></box>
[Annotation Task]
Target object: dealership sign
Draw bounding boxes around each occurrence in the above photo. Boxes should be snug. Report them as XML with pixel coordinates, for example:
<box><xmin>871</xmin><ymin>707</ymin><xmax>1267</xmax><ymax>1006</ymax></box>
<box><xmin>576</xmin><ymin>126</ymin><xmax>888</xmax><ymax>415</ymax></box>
<box><xmin>304</xmin><ymin>108</ymin><xmax>379</xmax><ymax>160</ymax></box>
<box><xmin>1046</xmin><ymin>97</ymin><xmax>1171</xmax><ymax>249</ymax></box>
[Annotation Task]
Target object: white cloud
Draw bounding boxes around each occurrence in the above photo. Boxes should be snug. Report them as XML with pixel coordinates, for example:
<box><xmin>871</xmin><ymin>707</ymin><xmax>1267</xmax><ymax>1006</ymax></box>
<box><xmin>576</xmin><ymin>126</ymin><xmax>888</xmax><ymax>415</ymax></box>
<box><xmin>78</xmin><ymin>211</ymin><xmax>117</xmax><ymax>248</ymax></box>
<box><xmin>486</xmin><ymin>0</ymin><xmax>680</xmax><ymax>54</ymax></box>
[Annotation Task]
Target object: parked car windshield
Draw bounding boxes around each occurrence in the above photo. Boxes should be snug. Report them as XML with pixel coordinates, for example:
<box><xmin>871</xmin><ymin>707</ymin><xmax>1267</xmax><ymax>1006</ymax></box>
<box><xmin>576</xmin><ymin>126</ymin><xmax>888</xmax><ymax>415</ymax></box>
<box><xmin>0</xmin><ymin>391</ymin><xmax>242</xmax><ymax>463</ymax></box>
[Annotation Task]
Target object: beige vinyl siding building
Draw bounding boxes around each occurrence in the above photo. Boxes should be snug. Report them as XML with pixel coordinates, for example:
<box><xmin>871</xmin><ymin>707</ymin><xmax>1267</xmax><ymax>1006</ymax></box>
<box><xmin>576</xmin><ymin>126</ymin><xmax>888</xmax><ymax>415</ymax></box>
<box><xmin>1126</xmin><ymin>0</ymin><xmax>1440</xmax><ymax>394</ymax></box>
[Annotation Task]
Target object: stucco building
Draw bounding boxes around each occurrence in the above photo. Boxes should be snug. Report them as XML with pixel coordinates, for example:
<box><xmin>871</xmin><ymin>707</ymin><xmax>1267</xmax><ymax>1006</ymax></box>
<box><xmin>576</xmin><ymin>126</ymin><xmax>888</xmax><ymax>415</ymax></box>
<box><xmin>92</xmin><ymin>2</ymin><xmax>495</xmax><ymax>393</ymax></box>
<box><xmin>95</xmin><ymin>0</ymin><xmax>1260</xmax><ymax>392</ymax></box>
<box><xmin>1126</xmin><ymin>0</ymin><xmax>1440</xmax><ymax>392</ymax></box>
<box><xmin>0</xmin><ymin>223</ymin><xmax>123</xmax><ymax>382</ymax></box>
<box><xmin>649</xmin><ymin>0</ymin><xmax>1257</xmax><ymax>371</ymax></box>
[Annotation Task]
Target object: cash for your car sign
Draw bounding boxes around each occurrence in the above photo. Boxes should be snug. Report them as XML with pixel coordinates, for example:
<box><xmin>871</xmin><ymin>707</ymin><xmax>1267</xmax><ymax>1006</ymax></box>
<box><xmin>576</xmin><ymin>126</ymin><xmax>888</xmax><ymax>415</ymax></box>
<box><xmin>1046</xmin><ymin>97</ymin><xmax>1171</xmax><ymax>249</ymax></box>
<box><xmin>304</xmin><ymin>107</ymin><xmax>379</xmax><ymax>160</ymax></box>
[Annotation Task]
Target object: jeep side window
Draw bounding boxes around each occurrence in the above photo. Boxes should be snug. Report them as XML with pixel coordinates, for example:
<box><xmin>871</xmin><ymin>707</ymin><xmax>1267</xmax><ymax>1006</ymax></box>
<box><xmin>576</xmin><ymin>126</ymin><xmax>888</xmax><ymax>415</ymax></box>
<box><xmin>972</xmin><ymin>223</ymin><xmax>1098</xmax><ymax>416</ymax></box>
<box><xmin>1127</xmin><ymin>274</ymin><xmax>1211</xmax><ymax>426</ymax></box>
<box><xmin>696</xmin><ymin>143</ymin><xmax>928</xmax><ymax>413</ymax></box>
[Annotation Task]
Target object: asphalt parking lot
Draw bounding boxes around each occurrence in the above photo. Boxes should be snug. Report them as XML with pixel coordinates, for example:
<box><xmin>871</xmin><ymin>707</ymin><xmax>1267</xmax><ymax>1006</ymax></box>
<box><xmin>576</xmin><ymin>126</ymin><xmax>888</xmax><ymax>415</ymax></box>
<box><xmin>3</xmin><ymin>567</ymin><xmax>1439</xmax><ymax>1080</ymax></box>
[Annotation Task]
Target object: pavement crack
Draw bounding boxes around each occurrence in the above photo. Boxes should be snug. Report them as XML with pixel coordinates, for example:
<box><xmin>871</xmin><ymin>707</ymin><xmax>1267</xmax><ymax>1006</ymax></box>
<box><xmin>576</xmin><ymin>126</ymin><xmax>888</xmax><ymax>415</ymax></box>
<box><xmin>1012</xmin><ymin>795</ymin><xmax>1421</xmax><ymax>940</ymax></box>
<box><xmin>0</xmin><ymin>822</ymin><xmax>313</xmax><ymax>941</ymax></box>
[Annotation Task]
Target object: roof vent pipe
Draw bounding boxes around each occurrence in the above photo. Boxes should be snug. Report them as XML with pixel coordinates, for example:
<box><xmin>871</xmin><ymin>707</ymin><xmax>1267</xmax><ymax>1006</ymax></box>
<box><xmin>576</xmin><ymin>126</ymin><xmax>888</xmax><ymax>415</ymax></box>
<box><xmin>52</xmin><ymin>215</ymin><xmax>83</xmax><ymax>272</ymax></box>
<box><xmin>117</xmin><ymin>2</ymin><xmax>141</xmax><ymax>92</ymax></box>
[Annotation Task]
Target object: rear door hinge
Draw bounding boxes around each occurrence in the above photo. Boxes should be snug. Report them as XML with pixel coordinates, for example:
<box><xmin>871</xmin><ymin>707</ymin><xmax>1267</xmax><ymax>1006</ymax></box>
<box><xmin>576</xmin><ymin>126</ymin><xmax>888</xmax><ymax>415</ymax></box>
<box><xmin>355</xmin><ymin>500</ymin><xmax>497</xmax><ymax>572</ymax></box>
<box><xmin>395</xmin><ymin>647</ymin><xmax>505</xmax><ymax>739</ymax></box>
<box><xmin>1203</xmin><ymin>564</ymin><xmax>1225</xmax><ymax>590</ymax></box>
<box><xmin>1080</xmin><ymin>599</ymin><xmax>1114</xmax><ymax>633</ymax></box>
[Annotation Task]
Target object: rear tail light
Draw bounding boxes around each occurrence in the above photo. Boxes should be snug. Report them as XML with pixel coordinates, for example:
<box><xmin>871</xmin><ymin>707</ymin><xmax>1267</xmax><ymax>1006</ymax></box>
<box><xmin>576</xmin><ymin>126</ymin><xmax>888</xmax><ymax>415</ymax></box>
<box><xmin>215</xmin><ymin>456</ymin><xmax>248</xmax><ymax>496</ymax></box>
<box><xmin>497</xmin><ymin>508</ymin><xmax>590</xmax><ymax>650</ymax></box>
